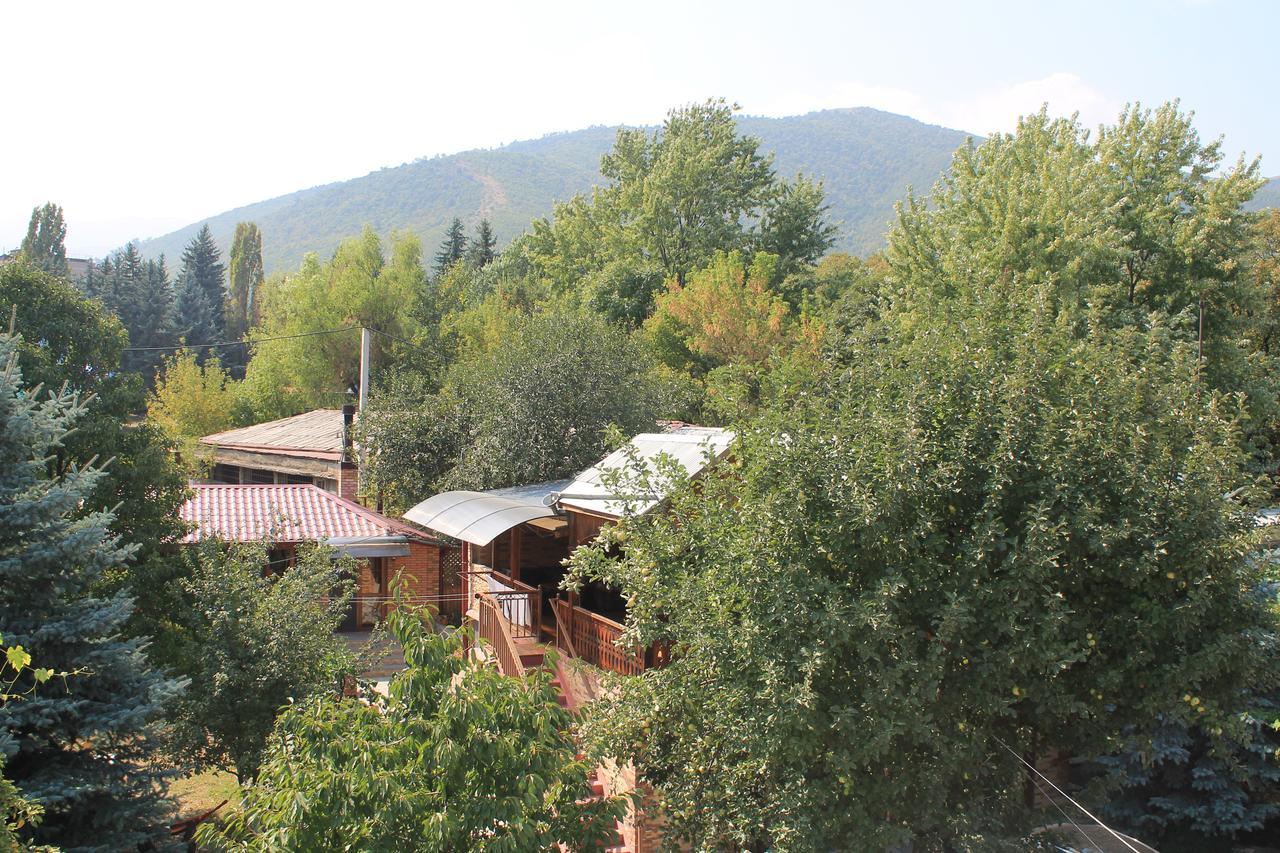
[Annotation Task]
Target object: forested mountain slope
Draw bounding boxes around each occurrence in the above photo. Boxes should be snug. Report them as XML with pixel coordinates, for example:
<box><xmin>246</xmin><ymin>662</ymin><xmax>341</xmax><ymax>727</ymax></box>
<box><xmin>137</xmin><ymin>108</ymin><xmax>973</xmax><ymax>273</ymax></box>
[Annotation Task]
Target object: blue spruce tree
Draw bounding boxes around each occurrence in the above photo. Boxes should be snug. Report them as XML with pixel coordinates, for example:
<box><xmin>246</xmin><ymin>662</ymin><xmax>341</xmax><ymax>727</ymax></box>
<box><xmin>0</xmin><ymin>332</ymin><xmax>183</xmax><ymax>851</ymax></box>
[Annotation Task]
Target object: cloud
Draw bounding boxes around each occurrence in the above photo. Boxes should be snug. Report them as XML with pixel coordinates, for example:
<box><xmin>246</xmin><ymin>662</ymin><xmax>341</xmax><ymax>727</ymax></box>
<box><xmin>931</xmin><ymin>73</ymin><xmax>1124</xmax><ymax>137</ymax></box>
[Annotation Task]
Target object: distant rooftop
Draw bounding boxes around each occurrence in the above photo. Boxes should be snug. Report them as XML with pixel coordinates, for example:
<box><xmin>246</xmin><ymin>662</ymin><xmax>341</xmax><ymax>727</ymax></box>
<box><xmin>200</xmin><ymin>409</ymin><xmax>346</xmax><ymax>462</ymax></box>
<box><xmin>559</xmin><ymin>428</ymin><xmax>734</xmax><ymax>518</ymax></box>
<box><xmin>181</xmin><ymin>483</ymin><xmax>434</xmax><ymax>545</ymax></box>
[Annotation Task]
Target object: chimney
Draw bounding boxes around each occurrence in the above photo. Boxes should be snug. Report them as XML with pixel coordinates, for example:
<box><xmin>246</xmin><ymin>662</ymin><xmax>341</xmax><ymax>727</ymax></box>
<box><xmin>339</xmin><ymin>404</ymin><xmax>360</xmax><ymax>503</ymax></box>
<box><xmin>341</xmin><ymin>404</ymin><xmax>356</xmax><ymax>462</ymax></box>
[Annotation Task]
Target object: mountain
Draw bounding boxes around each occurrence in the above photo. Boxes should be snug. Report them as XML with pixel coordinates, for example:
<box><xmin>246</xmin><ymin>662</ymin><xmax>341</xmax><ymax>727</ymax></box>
<box><xmin>137</xmin><ymin>108</ymin><xmax>975</xmax><ymax>274</ymax></box>
<box><xmin>1247</xmin><ymin>177</ymin><xmax>1280</xmax><ymax>211</ymax></box>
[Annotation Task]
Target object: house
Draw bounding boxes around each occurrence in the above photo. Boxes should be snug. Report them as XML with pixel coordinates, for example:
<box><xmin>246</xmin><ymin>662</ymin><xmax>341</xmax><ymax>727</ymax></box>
<box><xmin>180</xmin><ymin>483</ymin><xmax>458</xmax><ymax>630</ymax></box>
<box><xmin>403</xmin><ymin>425</ymin><xmax>734</xmax><ymax>673</ymax></box>
<box><xmin>197</xmin><ymin>407</ymin><xmax>360</xmax><ymax>501</ymax></box>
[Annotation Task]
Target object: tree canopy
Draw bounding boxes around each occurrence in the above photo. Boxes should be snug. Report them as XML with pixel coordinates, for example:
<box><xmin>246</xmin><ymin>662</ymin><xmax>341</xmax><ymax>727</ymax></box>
<box><xmin>18</xmin><ymin>202</ymin><xmax>68</xmax><ymax>278</ymax></box>
<box><xmin>569</xmin><ymin>104</ymin><xmax>1280</xmax><ymax>851</ymax></box>
<box><xmin>199</xmin><ymin>602</ymin><xmax>626</xmax><ymax>850</ymax></box>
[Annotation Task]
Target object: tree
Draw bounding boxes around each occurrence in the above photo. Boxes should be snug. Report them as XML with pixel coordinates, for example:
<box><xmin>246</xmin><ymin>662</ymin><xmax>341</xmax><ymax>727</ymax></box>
<box><xmin>148</xmin><ymin>348</ymin><xmax>245</xmax><ymax>442</ymax></box>
<box><xmin>0</xmin><ymin>261</ymin><xmax>191</xmax><ymax>663</ymax></box>
<box><xmin>756</xmin><ymin>174</ymin><xmax>838</xmax><ymax>283</ymax></box>
<box><xmin>199</xmin><ymin>601</ymin><xmax>626</xmax><ymax>850</ymax></box>
<box><xmin>0</xmin><ymin>332</ymin><xmax>182</xmax><ymax>850</ymax></box>
<box><xmin>434</xmin><ymin>216</ymin><xmax>468</xmax><ymax>274</ymax></box>
<box><xmin>18</xmin><ymin>202</ymin><xmax>68</xmax><ymax>278</ymax></box>
<box><xmin>173</xmin><ymin>224</ymin><xmax>227</xmax><ymax>354</ymax></box>
<box><xmin>226</xmin><ymin>222</ymin><xmax>265</xmax><ymax>376</ymax></box>
<box><xmin>168</xmin><ymin>540</ymin><xmax>354</xmax><ymax>782</ymax></box>
<box><xmin>467</xmin><ymin>218</ymin><xmax>497</xmax><ymax>267</ymax></box>
<box><xmin>525</xmin><ymin>99</ymin><xmax>836</xmax><ymax>318</ymax></box>
<box><xmin>647</xmin><ymin>250</ymin><xmax>793</xmax><ymax>372</ymax></box>
<box><xmin>569</xmin><ymin>104</ymin><xmax>1278</xmax><ymax>850</ymax></box>
<box><xmin>84</xmin><ymin>244</ymin><xmax>175</xmax><ymax>382</ymax></box>
<box><xmin>241</xmin><ymin>229</ymin><xmax>425</xmax><ymax>420</ymax></box>
<box><xmin>360</xmin><ymin>309</ymin><xmax>668</xmax><ymax>506</ymax></box>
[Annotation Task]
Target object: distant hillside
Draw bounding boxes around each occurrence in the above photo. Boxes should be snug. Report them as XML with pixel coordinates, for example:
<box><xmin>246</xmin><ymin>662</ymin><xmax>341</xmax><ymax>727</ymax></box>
<box><xmin>1247</xmin><ymin>177</ymin><xmax>1280</xmax><ymax>211</ymax></box>
<box><xmin>138</xmin><ymin>108</ymin><xmax>975</xmax><ymax>274</ymax></box>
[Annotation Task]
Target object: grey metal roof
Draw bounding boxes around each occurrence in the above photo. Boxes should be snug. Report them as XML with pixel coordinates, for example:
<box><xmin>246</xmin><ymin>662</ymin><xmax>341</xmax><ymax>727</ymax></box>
<box><xmin>402</xmin><ymin>490</ymin><xmax>559</xmax><ymax>546</ymax></box>
<box><xmin>558</xmin><ymin>428</ymin><xmax>734</xmax><ymax>518</ymax></box>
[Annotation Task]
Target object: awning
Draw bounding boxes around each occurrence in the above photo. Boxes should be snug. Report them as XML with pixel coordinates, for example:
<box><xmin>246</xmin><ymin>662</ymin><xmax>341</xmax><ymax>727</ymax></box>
<box><xmin>403</xmin><ymin>490</ymin><xmax>558</xmax><ymax>546</ymax></box>
<box><xmin>325</xmin><ymin>536</ymin><xmax>412</xmax><ymax>559</ymax></box>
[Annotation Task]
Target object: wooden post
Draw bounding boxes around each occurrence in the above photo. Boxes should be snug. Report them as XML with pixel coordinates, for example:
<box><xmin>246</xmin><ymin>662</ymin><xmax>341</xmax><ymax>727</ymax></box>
<box><xmin>509</xmin><ymin>526</ymin><xmax>522</xmax><ymax>583</ymax></box>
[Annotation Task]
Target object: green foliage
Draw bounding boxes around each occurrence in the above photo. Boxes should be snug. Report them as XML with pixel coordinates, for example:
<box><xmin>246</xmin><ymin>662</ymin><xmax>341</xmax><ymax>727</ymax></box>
<box><xmin>82</xmin><ymin>243</ymin><xmax>175</xmax><ymax>382</ymax></box>
<box><xmin>434</xmin><ymin>216</ymin><xmax>467</xmax><ymax>275</ymax></box>
<box><xmin>360</xmin><ymin>308</ymin><xmax>668</xmax><ymax>506</ymax></box>
<box><xmin>570</xmin><ymin>104</ymin><xmax>1278</xmax><ymax>851</ymax></box>
<box><xmin>19</xmin><ymin>202</ymin><xmax>68</xmax><ymax>278</ymax></box>
<box><xmin>226</xmin><ymin>222</ymin><xmax>265</xmax><ymax>375</ymax></box>
<box><xmin>167</xmin><ymin>540</ymin><xmax>355</xmax><ymax>782</ymax></box>
<box><xmin>0</xmin><ymin>638</ymin><xmax>59</xmax><ymax>848</ymax></box>
<box><xmin>0</xmin><ymin>261</ymin><xmax>191</xmax><ymax>653</ymax></box>
<box><xmin>467</xmin><ymin>218</ymin><xmax>497</xmax><ymax>267</ymax></box>
<box><xmin>148</xmin><ymin>349</ymin><xmax>246</xmax><ymax>443</ymax></box>
<box><xmin>0</xmin><ymin>332</ymin><xmax>182</xmax><ymax>851</ymax></box>
<box><xmin>1094</xmin><ymin>685</ymin><xmax>1280</xmax><ymax>851</ymax></box>
<box><xmin>198</xmin><ymin>602</ymin><xmax>626</xmax><ymax>850</ymax></box>
<box><xmin>241</xmin><ymin>228</ymin><xmax>424</xmax><ymax>419</ymax></box>
<box><xmin>528</xmin><ymin>99</ymin><xmax>835</xmax><ymax>305</ymax></box>
<box><xmin>174</xmin><ymin>223</ymin><xmax>227</xmax><ymax>353</ymax></box>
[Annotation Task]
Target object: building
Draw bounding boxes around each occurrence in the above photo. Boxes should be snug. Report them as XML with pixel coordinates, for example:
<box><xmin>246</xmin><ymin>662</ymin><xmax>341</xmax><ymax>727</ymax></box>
<box><xmin>404</xmin><ymin>425</ymin><xmax>734</xmax><ymax>672</ymax></box>
<box><xmin>180</xmin><ymin>483</ymin><xmax>457</xmax><ymax>630</ymax></box>
<box><xmin>198</xmin><ymin>407</ymin><xmax>360</xmax><ymax>501</ymax></box>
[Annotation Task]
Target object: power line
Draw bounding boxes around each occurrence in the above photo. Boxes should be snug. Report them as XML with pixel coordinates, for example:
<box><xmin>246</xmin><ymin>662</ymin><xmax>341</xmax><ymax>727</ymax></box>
<box><xmin>122</xmin><ymin>325</ymin><xmax>359</xmax><ymax>353</ymax></box>
<box><xmin>991</xmin><ymin>735</ymin><xmax>1142</xmax><ymax>853</ymax></box>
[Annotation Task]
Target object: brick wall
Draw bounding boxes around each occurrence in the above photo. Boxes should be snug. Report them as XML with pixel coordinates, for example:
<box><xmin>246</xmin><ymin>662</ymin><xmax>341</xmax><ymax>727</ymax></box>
<box><xmin>386</xmin><ymin>541</ymin><xmax>441</xmax><ymax>601</ymax></box>
<box><xmin>338</xmin><ymin>462</ymin><xmax>360</xmax><ymax>503</ymax></box>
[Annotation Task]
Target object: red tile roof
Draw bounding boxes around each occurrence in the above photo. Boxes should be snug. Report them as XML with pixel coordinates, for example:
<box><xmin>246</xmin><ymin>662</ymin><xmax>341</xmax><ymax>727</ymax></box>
<box><xmin>180</xmin><ymin>484</ymin><xmax>436</xmax><ymax>545</ymax></box>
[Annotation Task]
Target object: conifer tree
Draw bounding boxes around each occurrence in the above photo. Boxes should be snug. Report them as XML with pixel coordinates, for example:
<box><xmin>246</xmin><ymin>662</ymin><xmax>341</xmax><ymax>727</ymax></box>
<box><xmin>433</xmin><ymin>217</ymin><xmax>467</xmax><ymax>275</ymax></box>
<box><xmin>18</xmin><ymin>202</ymin><xmax>69</xmax><ymax>278</ymax></box>
<box><xmin>467</xmin><ymin>218</ymin><xmax>496</xmax><ymax>267</ymax></box>
<box><xmin>0</xmin><ymin>332</ymin><xmax>182</xmax><ymax>851</ymax></box>
<box><xmin>173</xmin><ymin>224</ymin><xmax>226</xmax><ymax>355</ymax></box>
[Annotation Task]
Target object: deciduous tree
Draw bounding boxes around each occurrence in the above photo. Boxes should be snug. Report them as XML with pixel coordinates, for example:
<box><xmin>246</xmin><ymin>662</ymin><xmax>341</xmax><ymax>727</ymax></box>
<box><xmin>199</xmin><ymin>602</ymin><xmax>626</xmax><ymax>850</ymax></box>
<box><xmin>18</xmin><ymin>202</ymin><xmax>68</xmax><ymax>278</ymax></box>
<box><xmin>167</xmin><ymin>540</ymin><xmax>355</xmax><ymax>782</ymax></box>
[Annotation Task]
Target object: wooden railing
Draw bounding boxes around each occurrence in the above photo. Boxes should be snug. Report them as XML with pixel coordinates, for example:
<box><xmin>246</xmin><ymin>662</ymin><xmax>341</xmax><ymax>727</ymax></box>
<box><xmin>481</xmin><ymin>572</ymin><xmax>541</xmax><ymax>640</ymax></box>
<box><xmin>550</xmin><ymin>598</ymin><xmax>647</xmax><ymax>676</ymax></box>
<box><xmin>475</xmin><ymin>592</ymin><xmax>525</xmax><ymax>678</ymax></box>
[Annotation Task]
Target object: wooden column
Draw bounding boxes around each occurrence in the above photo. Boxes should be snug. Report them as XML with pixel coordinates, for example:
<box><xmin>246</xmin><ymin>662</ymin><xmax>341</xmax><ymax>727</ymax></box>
<box><xmin>508</xmin><ymin>526</ymin><xmax>522</xmax><ymax>583</ymax></box>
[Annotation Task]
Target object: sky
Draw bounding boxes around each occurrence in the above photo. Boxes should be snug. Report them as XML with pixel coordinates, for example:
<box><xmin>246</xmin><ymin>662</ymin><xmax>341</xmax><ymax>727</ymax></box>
<box><xmin>3</xmin><ymin>0</ymin><xmax>1276</xmax><ymax>258</ymax></box>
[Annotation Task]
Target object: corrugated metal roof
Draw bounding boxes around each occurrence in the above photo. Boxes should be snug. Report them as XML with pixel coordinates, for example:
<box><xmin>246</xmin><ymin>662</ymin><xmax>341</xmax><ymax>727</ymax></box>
<box><xmin>558</xmin><ymin>428</ymin><xmax>734</xmax><ymax>518</ymax></box>
<box><xmin>181</xmin><ymin>484</ymin><xmax>435</xmax><ymax>545</ymax></box>
<box><xmin>199</xmin><ymin>409</ymin><xmax>346</xmax><ymax>461</ymax></box>
<box><xmin>402</xmin><ymin>490</ymin><xmax>559</xmax><ymax>546</ymax></box>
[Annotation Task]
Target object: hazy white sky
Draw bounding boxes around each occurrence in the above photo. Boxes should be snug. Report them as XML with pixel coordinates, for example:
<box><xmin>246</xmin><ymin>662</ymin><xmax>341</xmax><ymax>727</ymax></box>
<box><xmin>3</xmin><ymin>0</ymin><xmax>1275</xmax><ymax>257</ymax></box>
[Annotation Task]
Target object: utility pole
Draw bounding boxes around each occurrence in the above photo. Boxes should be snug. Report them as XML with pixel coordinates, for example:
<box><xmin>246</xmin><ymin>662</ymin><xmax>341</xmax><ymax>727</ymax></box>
<box><xmin>359</xmin><ymin>327</ymin><xmax>372</xmax><ymax>417</ymax></box>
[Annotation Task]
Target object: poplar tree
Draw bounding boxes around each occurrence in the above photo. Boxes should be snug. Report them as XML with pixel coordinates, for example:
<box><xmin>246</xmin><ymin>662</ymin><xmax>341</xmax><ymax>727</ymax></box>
<box><xmin>0</xmin><ymin>332</ymin><xmax>182</xmax><ymax>851</ymax></box>
<box><xmin>18</xmin><ymin>202</ymin><xmax>69</xmax><ymax>278</ymax></box>
<box><xmin>227</xmin><ymin>222</ymin><xmax>264</xmax><ymax>340</ymax></box>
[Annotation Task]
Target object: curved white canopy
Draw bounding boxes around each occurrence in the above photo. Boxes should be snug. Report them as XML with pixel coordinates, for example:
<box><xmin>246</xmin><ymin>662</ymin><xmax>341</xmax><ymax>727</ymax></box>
<box><xmin>403</xmin><ymin>490</ymin><xmax>558</xmax><ymax>546</ymax></box>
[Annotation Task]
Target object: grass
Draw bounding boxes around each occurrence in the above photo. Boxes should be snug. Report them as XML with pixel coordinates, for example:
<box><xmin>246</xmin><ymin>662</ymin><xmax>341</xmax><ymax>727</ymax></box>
<box><xmin>169</xmin><ymin>768</ymin><xmax>240</xmax><ymax>821</ymax></box>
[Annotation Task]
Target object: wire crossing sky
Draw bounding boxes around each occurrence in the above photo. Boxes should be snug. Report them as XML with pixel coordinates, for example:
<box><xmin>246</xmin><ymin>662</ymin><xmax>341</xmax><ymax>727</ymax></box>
<box><xmin>2</xmin><ymin>0</ymin><xmax>1275</xmax><ymax>257</ymax></box>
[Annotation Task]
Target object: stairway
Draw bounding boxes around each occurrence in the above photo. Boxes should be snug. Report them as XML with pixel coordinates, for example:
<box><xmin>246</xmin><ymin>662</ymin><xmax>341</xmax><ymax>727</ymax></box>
<box><xmin>518</xmin><ymin>642</ymin><xmax>632</xmax><ymax>853</ymax></box>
